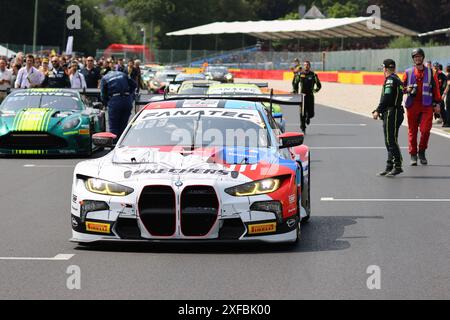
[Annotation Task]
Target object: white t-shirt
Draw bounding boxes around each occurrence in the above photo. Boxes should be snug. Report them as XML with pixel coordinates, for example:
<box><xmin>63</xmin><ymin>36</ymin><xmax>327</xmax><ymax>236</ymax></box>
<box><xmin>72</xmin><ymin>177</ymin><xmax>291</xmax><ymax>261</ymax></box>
<box><xmin>0</xmin><ymin>68</ymin><xmax>13</xmax><ymax>90</ymax></box>
<box><xmin>70</xmin><ymin>71</ymin><xmax>87</xmax><ymax>89</ymax></box>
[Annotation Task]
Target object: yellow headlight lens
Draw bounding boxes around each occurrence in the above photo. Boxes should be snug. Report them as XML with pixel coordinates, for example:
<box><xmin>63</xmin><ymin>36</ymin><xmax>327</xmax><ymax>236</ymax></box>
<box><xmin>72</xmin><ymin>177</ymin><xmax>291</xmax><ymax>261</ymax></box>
<box><xmin>85</xmin><ymin>178</ymin><xmax>133</xmax><ymax>196</ymax></box>
<box><xmin>226</xmin><ymin>178</ymin><xmax>281</xmax><ymax>197</ymax></box>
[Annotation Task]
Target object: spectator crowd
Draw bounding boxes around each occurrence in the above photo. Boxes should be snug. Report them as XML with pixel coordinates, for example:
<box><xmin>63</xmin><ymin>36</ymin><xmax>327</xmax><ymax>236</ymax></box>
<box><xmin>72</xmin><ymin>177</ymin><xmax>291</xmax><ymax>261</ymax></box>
<box><xmin>0</xmin><ymin>52</ymin><xmax>144</xmax><ymax>93</ymax></box>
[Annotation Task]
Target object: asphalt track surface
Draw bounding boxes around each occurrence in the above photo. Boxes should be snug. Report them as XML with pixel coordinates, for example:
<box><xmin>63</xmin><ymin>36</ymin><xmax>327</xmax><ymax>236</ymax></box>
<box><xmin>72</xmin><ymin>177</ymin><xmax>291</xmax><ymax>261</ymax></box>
<box><xmin>0</xmin><ymin>103</ymin><xmax>449</xmax><ymax>300</ymax></box>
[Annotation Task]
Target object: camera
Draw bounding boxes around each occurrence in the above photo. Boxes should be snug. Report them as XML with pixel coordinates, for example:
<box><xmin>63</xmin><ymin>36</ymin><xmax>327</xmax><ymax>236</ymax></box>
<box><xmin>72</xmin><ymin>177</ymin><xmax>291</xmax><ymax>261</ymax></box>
<box><xmin>409</xmin><ymin>84</ymin><xmax>418</xmax><ymax>97</ymax></box>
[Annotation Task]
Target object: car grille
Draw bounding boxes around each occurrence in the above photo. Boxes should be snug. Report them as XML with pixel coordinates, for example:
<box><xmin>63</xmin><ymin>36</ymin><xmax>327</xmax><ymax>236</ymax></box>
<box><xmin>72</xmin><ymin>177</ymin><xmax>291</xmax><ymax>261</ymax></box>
<box><xmin>181</xmin><ymin>186</ymin><xmax>218</xmax><ymax>237</ymax></box>
<box><xmin>138</xmin><ymin>186</ymin><xmax>176</xmax><ymax>236</ymax></box>
<box><xmin>0</xmin><ymin>132</ymin><xmax>68</xmax><ymax>149</ymax></box>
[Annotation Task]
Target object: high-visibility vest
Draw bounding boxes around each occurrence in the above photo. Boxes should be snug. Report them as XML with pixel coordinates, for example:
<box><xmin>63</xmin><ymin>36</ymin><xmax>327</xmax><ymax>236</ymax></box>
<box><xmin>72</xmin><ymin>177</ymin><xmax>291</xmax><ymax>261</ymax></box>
<box><xmin>405</xmin><ymin>67</ymin><xmax>433</xmax><ymax>108</ymax></box>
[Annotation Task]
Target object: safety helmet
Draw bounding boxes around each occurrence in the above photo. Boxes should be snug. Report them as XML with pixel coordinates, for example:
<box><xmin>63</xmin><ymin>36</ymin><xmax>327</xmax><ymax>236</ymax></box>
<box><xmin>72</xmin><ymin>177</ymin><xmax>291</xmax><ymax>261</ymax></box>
<box><xmin>411</xmin><ymin>48</ymin><xmax>425</xmax><ymax>59</ymax></box>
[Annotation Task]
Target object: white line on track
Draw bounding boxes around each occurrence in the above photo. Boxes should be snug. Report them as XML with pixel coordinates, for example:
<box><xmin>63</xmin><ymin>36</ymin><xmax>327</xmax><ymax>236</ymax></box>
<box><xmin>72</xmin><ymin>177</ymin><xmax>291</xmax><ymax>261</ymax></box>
<box><xmin>320</xmin><ymin>104</ymin><xmax>450</xmax><ymax>140</ymax></box>
<box><xmin>286</xmin><ymin>123</ymin><xmax>367</xmax><ymax>127</ymax></box>
<box><xmin>23</xmin><ymin>164</ymin><xmax>74</xmax><ymax>168</ymax></box>
<box><xmin>0</xmin><ymin>254</ymin><xmax>75</xmax><ymax>261</ymax></box>
<box><xmin>321</xmin><ymin>197</ymin><xmax>450</xmax><ymax>202</ymax></box>
<box><xmin>311</xmin><ymin>124</ymin><xmax>368</xmax><ymax>127</ymax></box>
<box><xmin>311</xmin><ymin>147</ymin><xmax>408</xmax><ymax>150</ymax></box>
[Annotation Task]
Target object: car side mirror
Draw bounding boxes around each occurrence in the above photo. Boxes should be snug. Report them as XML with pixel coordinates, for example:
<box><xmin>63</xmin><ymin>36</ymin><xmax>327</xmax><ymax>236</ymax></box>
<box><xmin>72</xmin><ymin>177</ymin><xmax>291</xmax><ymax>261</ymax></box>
<box><xmin>93</xmin><ymin>132</ymin><xmax>117</xmax><ymax>148</ymax></box>
<box><xmin>278</xmin><ymin>132</ymin><xmax>304</xmax><ymax>149</ymax></box>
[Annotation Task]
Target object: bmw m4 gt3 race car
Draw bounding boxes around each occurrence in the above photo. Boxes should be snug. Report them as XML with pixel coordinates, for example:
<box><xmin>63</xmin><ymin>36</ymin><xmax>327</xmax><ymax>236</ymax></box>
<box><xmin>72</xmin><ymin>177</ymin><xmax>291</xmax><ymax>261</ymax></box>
<box><xmin>0</xmin><ymin>89</ymin><xmax>106</xmax><ymax>156</ymax></box>
<box><xmin>70</xmin><ymin>94</ymin><xmax>310</xmax><ymax>245</ymax></box>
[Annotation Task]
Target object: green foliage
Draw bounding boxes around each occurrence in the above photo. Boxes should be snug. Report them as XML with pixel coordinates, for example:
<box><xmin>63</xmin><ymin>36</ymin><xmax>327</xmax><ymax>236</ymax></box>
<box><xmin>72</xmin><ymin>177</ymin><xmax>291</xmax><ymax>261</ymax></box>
<box><xmin>326</xmin><ymin>1</ymin><xmax>362</xmax><ymax>18</ymax></box>
<box><xmin>387</xmin><ymin>37</ymin><xmax>422</xmax><ymax>49</ymax></box>
<box><xmin>0</xmin><ymin>0</ymin><xmax>140</xmax><ymax>55</ymax></box>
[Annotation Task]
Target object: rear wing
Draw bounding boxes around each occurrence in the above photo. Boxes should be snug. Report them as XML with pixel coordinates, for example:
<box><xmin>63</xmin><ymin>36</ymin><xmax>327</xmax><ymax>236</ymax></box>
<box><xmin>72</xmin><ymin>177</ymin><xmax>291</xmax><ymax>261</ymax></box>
<box><xmin>242</xmin><ymin>82</ymin><xmax>269</xmax><ymax>88</ymax></box>
<box><xmin>135</xmin><ymin>91</ymin><xmax>304</xmax><ymax>109</ymax></box>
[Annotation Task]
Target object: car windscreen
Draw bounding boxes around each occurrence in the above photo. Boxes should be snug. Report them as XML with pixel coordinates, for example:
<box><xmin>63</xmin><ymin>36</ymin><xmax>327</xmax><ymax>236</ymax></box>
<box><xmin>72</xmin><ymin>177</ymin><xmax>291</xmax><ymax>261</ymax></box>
<box><xmin>1</xmin><ymin>93</ymin><xmax>82</xmax><ymax>112</ymax></box>
<box><xmin>121</xmin><ymin>116</ymin><xmax>268</xmax><ymax>148</ymax></box>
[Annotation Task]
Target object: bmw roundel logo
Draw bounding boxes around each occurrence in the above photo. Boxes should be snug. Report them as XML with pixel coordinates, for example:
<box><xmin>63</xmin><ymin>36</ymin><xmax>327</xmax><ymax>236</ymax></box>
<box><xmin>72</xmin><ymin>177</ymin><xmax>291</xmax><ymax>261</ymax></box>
<box><xmin>175</xmin><ymin>180</ymin><xmax>183</xmax><ymax>187</ymax></box>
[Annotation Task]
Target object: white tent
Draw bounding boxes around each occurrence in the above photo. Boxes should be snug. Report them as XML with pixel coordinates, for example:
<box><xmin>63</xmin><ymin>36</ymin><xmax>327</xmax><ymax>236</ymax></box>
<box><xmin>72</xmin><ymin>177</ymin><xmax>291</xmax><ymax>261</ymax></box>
<box><xmin>0</xmin><ymin>45</ymin><xmax>17</xmax><ymax>58</ymax></box>
<box><xmin>167</xmin><ymin>17</ymin><xmax>417</xmax><ymax>40</ymax></box>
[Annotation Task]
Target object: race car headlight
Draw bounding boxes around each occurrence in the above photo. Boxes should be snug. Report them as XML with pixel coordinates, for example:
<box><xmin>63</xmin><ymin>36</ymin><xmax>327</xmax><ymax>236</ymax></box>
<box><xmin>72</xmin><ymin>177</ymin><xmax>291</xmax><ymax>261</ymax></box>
<box><xmin>85</xmin><ymin>178</ymin><xmax>134</xmax><ymax>196</ymax></box>
<box><xmin>225</xmin><ymin>178</ymin><xmax>282</xmax><ymax>197</ymax></box>
<box><xmin>62</xmin><ymin>118</ymin><xmax>81</xmax><ymax>130</ymax></box>
<box><xmin>225</xmin><ymin>73</ymin><xmax>233</xmax><ymax>80</ymax></box>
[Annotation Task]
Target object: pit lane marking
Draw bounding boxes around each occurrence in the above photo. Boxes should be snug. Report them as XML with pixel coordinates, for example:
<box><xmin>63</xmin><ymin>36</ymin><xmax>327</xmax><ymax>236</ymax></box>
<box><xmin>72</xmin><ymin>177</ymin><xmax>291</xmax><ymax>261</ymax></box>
<box><xmin>0</xmin><ymin>254</ymin><xmax>75</xmax><ymax>261</ymax></box>
<box><xmin>321</xmin><ymin>197</ymin><xmax>450</xmax><ymax>202</ymax></box>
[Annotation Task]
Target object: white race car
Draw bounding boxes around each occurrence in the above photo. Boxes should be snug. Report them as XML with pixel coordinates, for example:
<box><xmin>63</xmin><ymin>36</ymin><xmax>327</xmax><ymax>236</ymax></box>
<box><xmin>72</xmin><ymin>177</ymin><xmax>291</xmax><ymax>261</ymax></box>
<box><xmin>70</xmin><ymin>95</ymin><xmax>310</xmax><ymax>245</ymax></box>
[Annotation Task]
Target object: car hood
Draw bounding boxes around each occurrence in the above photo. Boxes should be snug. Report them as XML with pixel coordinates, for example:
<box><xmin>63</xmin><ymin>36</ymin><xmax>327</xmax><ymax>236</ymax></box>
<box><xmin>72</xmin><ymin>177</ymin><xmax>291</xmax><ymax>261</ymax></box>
<box><xmin>76</xmin><ymin>146</ymin><xmax>293</xmax><ymax>185</ymax></box>
<box><xmin>1</xmin><ymin>108</ymin><xmax>80</xmax><ymax>132</ymax></box>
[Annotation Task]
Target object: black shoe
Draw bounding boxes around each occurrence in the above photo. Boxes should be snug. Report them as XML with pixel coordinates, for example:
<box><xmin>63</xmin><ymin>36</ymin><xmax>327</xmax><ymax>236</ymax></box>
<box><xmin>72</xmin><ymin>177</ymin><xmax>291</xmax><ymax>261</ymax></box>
<box><xmin>410</xmin><ymin>155</ymin><xmax>418</xmax><ymax>166</ymax></box>
<box><xmin>378</xmin><ymin>168</ymin><xmax>393</xmax><ymax>176</ymax></box>
<box><xmin>418</xmin><ymin>151</ymin><xmax>428</xmax><ymax>165</ymax></box>
<box><xmin>386</xmin><ymin>168</ymin><xmax>403</xmax><ymax>177</ymax></box>
<box><xmin>306</xmin><ymin>118</ymin><xmax>310</xmax><ymax>125</ymax></box>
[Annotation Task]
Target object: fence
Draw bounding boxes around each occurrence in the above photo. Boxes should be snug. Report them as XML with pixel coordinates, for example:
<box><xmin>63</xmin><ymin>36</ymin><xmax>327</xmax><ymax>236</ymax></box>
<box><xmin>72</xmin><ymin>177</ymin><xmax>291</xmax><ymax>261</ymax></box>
<box><xmin>0</xmin><ymin>43</ymin><xmax>61</xmax><ymax>57</ymax></box>
<box><xmin>95</xmin><ymin>45</ymin><xmax>450</xmax><ymax>72</ymax></box>
<box><xmin>324</xmin><ymin>46</ymin><xmax>450</xmax><ymax>72</ymax></box>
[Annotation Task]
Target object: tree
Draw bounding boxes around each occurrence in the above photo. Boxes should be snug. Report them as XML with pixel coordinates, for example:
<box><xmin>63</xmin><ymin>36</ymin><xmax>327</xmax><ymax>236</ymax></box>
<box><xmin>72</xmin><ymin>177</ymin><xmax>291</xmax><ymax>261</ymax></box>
<box><xmin>0</xmin><ymin>0</ymin><xmax>140</xmax><ymax>56</ymax></box>
<box><xmin>388</xmin><ymin>36</ymin><xmax>422</xmax><ymax>49</ymax></box>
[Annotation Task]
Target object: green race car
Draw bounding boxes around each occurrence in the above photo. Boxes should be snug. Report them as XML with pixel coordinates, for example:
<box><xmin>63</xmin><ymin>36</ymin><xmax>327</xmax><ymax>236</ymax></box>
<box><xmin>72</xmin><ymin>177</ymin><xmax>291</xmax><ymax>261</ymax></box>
<box><xmin>0</xmin><ymin>89</ymin><xmax>106</xmax><ymax>156</ymax></box>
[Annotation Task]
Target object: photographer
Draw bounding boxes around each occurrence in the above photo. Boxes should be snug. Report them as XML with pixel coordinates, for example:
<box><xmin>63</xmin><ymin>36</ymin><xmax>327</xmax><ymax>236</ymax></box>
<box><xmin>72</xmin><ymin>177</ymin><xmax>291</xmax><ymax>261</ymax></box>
<box><xmin>373</xmin><ymin>59</ymin><xmax>404</xmax><ymax>177</ymax></box>
<box><xmin>402</xmin><ymin>48</ymin><xmax>442</xmax><ymax>166</ymax></box>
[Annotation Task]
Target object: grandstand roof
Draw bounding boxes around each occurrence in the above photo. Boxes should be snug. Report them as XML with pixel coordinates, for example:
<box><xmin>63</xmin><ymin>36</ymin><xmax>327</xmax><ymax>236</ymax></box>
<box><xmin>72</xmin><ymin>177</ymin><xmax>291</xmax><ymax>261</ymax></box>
<box><xmin>418</xmin><ymin>27</ymin><xmax>450</xmax><ymax>37</ymax></box>
<box><xmin>167</xmin><ymin>17</ymin><xmax>417</xmax><ymax>40</ymax></box>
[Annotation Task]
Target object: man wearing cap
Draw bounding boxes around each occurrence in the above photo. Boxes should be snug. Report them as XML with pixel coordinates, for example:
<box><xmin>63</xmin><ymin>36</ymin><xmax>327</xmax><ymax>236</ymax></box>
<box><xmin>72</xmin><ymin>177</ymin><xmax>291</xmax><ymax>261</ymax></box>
<box><xmin>402</xmin><ymin>48</ymin><xmax>442</xmax><ymax>166</ymax></box>
<box><xmin>373</xmin><ymin>59</ymin><xmax>404</xmax><ymax>177</ymax></box>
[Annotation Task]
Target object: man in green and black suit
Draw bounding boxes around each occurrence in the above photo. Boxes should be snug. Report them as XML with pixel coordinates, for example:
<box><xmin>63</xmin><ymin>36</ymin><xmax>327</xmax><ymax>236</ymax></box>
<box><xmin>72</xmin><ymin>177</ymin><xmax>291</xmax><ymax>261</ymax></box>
<box><xmin>372</xmin><ymin>59</ymin><xmax>405</xmax><ymax>177</ymax></box>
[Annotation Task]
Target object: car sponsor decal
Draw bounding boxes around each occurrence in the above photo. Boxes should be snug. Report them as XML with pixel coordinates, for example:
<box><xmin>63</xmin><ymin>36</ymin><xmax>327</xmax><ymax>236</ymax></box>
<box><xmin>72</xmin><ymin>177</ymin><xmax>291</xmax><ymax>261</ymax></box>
<box><xmin>208</xmin><ymin>86</ymin><xmax>260</xmax><ymax>94</ymax></box>
<box><xmin>85</xmin><ymin>222</ymin><xmax>111</xmax><ymax>234</ymax></box>
<box><xmin>181</xmin><ymin>100</ymin><xmax>221</xmax><ymax>108</ymax></box>
<box><xmin>12</xmin><ymin>108</ymin><xmax>53</xmax><ymax>132</ymax></box>
<box><xmin>63</xmin><ymin>130</ymin><xmax>78</xmax><ymax>136</ymax></box>
<box><xmin>140</xmin><ymin>109</ymin><xmax>259</xmax><ymax>121</ymax></box>
<box><xmin>130</xmin><ymin>168</ymin><xmax>232</xmax><ymax>177</ymax></box>
<box><xmin>248</xmin><ymin>222</ymin><xmax>277</xmax><ymax>235</ymax></box>
<box><xmin>13</xmin><ymin>150</ymin><xmax>48</xmax><ymax>155</ymax></box>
